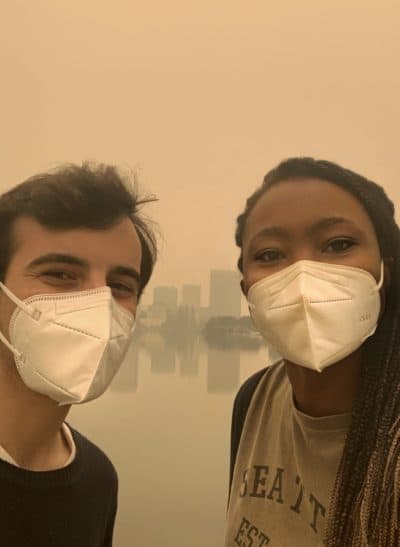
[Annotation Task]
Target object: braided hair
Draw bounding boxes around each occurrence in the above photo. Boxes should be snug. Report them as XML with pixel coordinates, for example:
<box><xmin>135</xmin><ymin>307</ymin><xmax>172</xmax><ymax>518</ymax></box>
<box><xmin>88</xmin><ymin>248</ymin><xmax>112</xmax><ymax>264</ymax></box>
<box><xmin>235</xmin><ymin>157</ymin><xmax>400</xmax><ymax>546</ymax></box>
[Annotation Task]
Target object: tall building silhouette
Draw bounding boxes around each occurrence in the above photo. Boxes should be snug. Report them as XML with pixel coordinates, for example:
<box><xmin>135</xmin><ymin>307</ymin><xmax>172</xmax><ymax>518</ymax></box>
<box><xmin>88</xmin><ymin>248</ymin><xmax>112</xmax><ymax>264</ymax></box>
<box><xmin>182</xmin><ymin>284</ymin><xmax>201</xmax><ymax>308</ymax></box>
<box><xmin>209</xmin><ymin>270</ymin><xmax>241</xmax><ymax>317</ymax></box>
<box><xmin>153</xmin><ymin>286</ymin><xmax>178</xmax><ymax>312</ymax></box>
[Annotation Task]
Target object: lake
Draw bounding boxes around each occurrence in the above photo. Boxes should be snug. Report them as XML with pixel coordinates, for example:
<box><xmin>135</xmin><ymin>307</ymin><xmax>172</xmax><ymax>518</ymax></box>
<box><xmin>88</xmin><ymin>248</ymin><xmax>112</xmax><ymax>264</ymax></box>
<box><xmin>70</xmin><ymin>331</ymin><xmax>270</xmax><ymax>546</ymax></box>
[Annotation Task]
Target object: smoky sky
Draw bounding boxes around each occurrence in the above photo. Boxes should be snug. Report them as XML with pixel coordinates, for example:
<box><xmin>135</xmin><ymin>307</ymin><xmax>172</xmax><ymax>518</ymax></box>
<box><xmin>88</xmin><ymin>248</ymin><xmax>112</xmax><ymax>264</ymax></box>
<box><xmin>2</xmin><ymin>1</ymin><xmax>400</xmax><ymax>307</ymax></box>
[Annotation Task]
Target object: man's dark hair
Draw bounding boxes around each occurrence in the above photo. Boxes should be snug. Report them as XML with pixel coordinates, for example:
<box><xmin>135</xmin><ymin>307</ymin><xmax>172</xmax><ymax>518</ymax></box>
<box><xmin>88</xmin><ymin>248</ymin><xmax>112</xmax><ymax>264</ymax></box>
<box><xmin>235</xmin><ymin>157</ymin><xmax>400</xmax><ymax>545</ymax></box>
<box><xmin>0</xmin><ymin>162</ymin><xmax>157</xmax><ymax>298</ymax></box>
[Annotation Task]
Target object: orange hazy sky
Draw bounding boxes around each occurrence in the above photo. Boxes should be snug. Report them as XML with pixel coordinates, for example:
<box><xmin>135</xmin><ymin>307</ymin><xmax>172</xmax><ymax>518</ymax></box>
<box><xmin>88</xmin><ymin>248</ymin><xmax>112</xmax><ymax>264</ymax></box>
<box><xmin>2</xmin><ymin>1</ymin><xmax>400</xmax><ymax>306</ymax></box>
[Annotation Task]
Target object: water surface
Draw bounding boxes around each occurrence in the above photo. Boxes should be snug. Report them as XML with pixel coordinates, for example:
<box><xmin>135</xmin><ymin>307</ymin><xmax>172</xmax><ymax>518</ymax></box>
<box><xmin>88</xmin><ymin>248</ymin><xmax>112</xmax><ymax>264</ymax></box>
<box><xmin>70</xmin><ymin>333</ymin><xmax>267</xmax><ymax>546</ymax></box>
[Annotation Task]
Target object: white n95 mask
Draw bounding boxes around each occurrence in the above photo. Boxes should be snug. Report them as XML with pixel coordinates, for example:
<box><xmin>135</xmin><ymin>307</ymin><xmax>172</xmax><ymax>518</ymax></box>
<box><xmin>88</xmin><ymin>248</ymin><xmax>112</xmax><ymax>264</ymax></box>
<box><xmin>247</xmin><ymin>260</ymin><xmax>384</xmax><ymax>372</ymax></box>
<box><xmin>0</xmin><ymin>283</ymin><xmax>136</xmax><ymax>405</ymax></box>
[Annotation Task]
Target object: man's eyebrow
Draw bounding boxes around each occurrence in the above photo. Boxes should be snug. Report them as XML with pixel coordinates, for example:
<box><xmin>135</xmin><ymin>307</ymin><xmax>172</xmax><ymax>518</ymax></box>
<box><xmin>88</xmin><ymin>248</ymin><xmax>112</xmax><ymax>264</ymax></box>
<box><xmin>111</xmin><ymin>265</ymin><xmax>141</xmax><ymax>285</ymax></box>
<box><xmin>26</xmin><ymin>253</ymin><xmax>90</xmax><ymax>269</ymax></box>
<box><xmin>26</xmin><ymin>253</ymin><xmax>141</xmax><ymax>284</ymax></box>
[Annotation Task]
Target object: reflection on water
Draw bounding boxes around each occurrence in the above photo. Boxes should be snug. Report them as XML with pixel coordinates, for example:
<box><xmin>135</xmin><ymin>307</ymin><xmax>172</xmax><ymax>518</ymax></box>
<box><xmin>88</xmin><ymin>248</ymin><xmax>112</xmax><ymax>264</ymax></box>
<box><xmin>208</xmin><ymin>347</ymin><xmax>240</xmax><ymax>393</ymax></box>
<box><xmin>70</xmin><ymin>328</ymin><xmax>272</xmax><ymax>546</ymax></box>
<box><xmin>114</xmin><ymin>327</ymin><xmax>264</xmax><ymax>395</ymax></box>
<box><xmin>179</xmin><ymin>336</ymin><xmax>201</xmax><ymax>377</ymax></box>
<box><xmin>150</xmin><ymin>345</ymin><xmax>176</xmax><ymax>374</ymax></box>
<box><xmin>110</xmin><ymin>347</ymin><xmax>138</xmax><ymax>393</ymax></box>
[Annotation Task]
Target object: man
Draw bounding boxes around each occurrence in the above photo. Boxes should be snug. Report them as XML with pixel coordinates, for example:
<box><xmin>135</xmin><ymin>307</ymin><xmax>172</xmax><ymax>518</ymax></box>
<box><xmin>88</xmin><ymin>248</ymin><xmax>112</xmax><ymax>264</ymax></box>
<box><xmin>0</xmin><ymin>163</ymin><xmax>157</xmax><ymax>546</ymax></box>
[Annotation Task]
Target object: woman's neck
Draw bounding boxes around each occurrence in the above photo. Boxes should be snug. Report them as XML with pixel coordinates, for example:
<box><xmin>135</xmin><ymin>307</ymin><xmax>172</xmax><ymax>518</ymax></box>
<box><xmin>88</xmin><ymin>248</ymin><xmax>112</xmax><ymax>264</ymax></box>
<box><xmin>285</xmin><ymin>350</ymin><xmax>362</xmax><ymax>417</ymax></box>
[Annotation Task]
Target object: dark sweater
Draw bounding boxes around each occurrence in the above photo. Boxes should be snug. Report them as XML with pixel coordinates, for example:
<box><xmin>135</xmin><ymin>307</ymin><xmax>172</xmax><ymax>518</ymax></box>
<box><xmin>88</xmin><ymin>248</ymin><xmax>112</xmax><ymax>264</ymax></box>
<box><xmin>0</xmin><ymin>426</ymin><xmax>118</xmax><ymax>547</ymax></box>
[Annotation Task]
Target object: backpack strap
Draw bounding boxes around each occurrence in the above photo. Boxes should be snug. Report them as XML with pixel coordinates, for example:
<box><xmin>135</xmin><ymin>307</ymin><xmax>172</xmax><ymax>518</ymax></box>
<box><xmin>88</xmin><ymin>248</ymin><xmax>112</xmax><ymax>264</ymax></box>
<box><xmin>228</xmin><ymin>366</ymin><xmax>270</xmax><ymax>499</ymax></box>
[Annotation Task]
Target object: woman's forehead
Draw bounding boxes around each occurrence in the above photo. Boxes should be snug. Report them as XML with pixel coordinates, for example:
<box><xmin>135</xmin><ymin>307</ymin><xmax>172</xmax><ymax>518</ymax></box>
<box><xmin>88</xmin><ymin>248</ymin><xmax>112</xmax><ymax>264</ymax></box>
<box><xmin>244</xmin><ymin>178</ymin><xmax>376</xmax><ymax>241</ymax></box>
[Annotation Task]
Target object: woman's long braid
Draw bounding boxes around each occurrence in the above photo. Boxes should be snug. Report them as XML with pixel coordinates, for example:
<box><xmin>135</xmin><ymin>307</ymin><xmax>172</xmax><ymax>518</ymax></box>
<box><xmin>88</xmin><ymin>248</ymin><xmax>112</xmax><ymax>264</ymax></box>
<box><xmin>324</xmin><ymin>176</ymin><xmax>400</xmax><ymax>546</ymax></box>
<box><xmin>327</xmin><ymin>178</ymin><xmax>400</xmax><ymax>546</ymax></box>
<box><xmin>235</xmin><ymin>158</ymin><xmax>400</xmax><ymax>546</ymax></box>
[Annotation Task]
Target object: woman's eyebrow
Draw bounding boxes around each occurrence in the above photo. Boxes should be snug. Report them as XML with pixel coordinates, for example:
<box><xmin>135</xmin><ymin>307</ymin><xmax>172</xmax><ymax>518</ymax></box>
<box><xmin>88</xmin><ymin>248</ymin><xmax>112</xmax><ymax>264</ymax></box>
<box><xmin>250</xmin><ymin>226</ymin><xmax>291</xmax><ymax>243</ymax></box>
<box><xmin>250</xmin><ymin>217</ymin><xmax>361</xmax><ymax>243</ymax></box>
<box><xmin>309</xmin><ymin>216</ymin><xmax>362</xmax><ymax>235</ymax></box>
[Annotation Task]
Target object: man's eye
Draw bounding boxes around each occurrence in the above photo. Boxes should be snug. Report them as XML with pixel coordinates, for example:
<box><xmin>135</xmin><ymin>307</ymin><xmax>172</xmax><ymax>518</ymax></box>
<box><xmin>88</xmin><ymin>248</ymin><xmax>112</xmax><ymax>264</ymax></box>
<box><xmin>324</xmin><ymin>238</ymin><xmax>356</xmax><ymax>253</ymax></box>
<box><xmin>42</xmin><ymin>270</ymin><xmax>75</xmax><ymax>280</ymax></box>
<box><xmin>109</xmin><ymin>282</ymin><xmax>136</xmax><ymax>295</ymax></box>
<box><xmin>255</xmin><ymin>249</ymin><xmax>284</xmax><ymax>263</ymax></box>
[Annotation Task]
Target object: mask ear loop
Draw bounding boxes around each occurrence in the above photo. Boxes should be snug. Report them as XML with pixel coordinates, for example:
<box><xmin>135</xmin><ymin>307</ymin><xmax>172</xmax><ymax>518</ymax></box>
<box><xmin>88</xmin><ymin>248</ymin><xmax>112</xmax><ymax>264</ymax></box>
<box><xmin>0</xmin><ymin>282</ymin><xmax>39</xmax><ymax>318</ymax></box>
<box><xmin>0</xmin><ymin>328</ymin><xmax>21</xmax><ymax>358</ymax></box>
<box><xmin>0</xmin><ymin>282</ymin><xmax>39</xmax><ymax>359</ymax></box>
<box><xmin>377</xmin><ymin>261</ymin><xmax>385</xmax><ymax>290</ymax></box>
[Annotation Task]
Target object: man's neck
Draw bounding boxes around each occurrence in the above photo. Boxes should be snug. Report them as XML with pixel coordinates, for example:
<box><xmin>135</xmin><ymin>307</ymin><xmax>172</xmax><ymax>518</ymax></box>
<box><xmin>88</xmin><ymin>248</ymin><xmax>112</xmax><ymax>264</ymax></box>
<box><xmin>285</xmin><ymin>351</ymin><xmax>362</xmax><ymax>417</ymax></box>
<box><xmin>0</xmin><ymin>358</ymin><xmax>71</xmax><ymax>471</ymax></box>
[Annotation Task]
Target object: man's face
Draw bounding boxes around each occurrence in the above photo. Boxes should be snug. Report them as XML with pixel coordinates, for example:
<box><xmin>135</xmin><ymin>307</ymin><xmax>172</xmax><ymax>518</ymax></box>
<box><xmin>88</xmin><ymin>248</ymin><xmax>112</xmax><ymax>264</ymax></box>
<box><xmin>0</xmin><ymin>216</ymin><xmax>142</xmax><ymax>360</ymax></box>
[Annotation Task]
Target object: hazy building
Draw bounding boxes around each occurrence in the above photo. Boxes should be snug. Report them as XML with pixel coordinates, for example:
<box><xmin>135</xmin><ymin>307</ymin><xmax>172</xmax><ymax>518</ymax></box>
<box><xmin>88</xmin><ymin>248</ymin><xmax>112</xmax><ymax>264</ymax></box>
<box><xmin>140</xmin><ymin>304</ymin><xmax>167</xmax><ymax>328</ymax></box>
<box><xmin>182</xmin><ymin>284</ymin><xmax>201</xmax><ymax>308</ymax></box>
<box><xmin>209</xmin><ymin>270</ymin><xmax>241</xmax><ymax>318</ymax></box>
<box><xmin>199</xmin><ymin>306</ymin><xmax>211</xmax><ymax>323</ymax></box>
<box><xmin>153</xmin><ymin>286</ymin><xmax>178</xmax><ymax>313</ymax></box>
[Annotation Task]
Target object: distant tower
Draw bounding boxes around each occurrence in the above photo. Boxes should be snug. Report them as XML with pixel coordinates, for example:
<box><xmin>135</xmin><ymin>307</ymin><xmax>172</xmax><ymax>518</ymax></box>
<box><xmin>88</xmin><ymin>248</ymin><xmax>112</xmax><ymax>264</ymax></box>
<box><xmin>209</xmin><ymin>270</ymin><xmax>241</xmax><ymax>317</ymax></box>
<box><xmin>153</xmin><ymin>286</ymin><xmax>178</xmax><ymax>313</ymax></box>
<box><xmin>182</xmin><ymin>284</ymin><xmax>201</xmax><ymax>308</ymax></box>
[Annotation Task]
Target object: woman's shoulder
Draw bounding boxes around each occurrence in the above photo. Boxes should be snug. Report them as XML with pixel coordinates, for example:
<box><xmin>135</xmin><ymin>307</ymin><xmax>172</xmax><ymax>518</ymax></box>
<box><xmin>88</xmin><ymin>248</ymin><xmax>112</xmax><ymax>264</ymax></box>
<box><xmin>233</xmin><ymin>359</ymin><xmax>285</xmax><ymax>412</ymax></box>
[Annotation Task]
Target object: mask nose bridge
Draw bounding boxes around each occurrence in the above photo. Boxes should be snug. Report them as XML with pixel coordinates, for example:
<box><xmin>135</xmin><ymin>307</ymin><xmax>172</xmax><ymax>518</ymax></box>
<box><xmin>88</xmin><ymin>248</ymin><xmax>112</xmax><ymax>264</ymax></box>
<box><xmin>53</xmin><ymin>290</ymin><xmax>112</xmax><ymax>314</ymax></box>
<box><xmin>54</xmin><ymin>293</ymin><xmax>115</xmax><ymax>341</ymax></box>
<box><xmin>269</xmin><ymin>266</ymin><xmax>308</xmax><ymax>297</ymax></box>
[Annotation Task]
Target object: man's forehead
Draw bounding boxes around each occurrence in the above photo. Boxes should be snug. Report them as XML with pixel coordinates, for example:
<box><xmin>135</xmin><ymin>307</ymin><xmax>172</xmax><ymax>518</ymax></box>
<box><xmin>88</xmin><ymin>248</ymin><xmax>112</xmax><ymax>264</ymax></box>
<box><xmin>10</xmin><ymin>216</ymin><xmax>141</xmax><ymax>267</ymax></box>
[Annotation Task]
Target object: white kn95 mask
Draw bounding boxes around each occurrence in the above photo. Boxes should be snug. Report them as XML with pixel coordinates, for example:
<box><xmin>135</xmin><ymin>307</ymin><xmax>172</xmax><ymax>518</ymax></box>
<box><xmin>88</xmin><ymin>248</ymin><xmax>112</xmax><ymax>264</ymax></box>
<box><xmin>247</xmin><ymin>260</ymin><xmax>384</xmax><ymax>372</ymax></box>
<box><xmin>0</xmin><ymin>283</ymin><xmax>136</xmax><ymax>405</ymax></box>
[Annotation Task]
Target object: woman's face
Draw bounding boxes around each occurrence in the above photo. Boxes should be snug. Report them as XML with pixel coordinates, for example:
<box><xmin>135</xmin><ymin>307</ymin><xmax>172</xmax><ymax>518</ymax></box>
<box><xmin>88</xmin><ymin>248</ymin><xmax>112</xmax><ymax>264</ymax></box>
<box><xmin>241</xmin><ymin>178</ymin><xmax>382</xmax><ymax>294</ymax></box>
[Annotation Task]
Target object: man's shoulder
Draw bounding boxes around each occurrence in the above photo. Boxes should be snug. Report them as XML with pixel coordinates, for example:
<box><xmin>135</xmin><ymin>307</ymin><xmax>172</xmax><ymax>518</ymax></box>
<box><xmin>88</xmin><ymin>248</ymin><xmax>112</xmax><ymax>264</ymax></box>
<box><xmin>67</xmin><ymin>425</ymin><xmax>118</xmax><ymax>485</ymax></box>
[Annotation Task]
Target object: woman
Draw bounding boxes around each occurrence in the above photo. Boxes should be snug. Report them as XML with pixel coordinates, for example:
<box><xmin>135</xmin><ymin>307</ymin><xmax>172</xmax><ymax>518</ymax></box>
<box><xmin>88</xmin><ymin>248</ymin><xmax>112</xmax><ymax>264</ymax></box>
<box><xmin>226</xmin><ymin>158</ymin><xmax>400</xmax><ymax>546</ymax></box>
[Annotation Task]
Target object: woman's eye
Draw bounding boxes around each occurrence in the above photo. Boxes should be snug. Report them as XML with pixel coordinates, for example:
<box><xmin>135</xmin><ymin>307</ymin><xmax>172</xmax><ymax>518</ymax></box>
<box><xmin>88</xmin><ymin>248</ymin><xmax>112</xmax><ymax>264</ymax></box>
<box><xmin>256</xmin><ymin>249</ymin><xmax>284</xmax><ymax>263</ymax></box>
<box><xmin>324</xmin><ymin>238</ymin><xmax>355</xmax><ymax>253</ymax></box>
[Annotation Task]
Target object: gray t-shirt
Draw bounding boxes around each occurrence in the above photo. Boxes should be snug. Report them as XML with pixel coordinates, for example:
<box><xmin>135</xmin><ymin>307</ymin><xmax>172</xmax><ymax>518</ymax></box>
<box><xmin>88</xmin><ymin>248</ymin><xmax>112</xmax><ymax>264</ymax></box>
<box><xmin>225</xmin><ymin>361</ymin><xmax>351</xmax><ymax>547</ymax></box>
